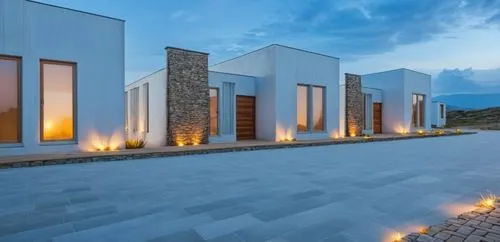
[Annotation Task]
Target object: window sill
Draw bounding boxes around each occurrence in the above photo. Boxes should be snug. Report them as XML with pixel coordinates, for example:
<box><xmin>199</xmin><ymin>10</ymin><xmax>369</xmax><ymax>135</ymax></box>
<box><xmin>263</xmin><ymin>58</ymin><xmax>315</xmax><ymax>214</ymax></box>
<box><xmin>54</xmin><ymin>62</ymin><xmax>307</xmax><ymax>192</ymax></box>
<box><xmin>39</xmin><ymin>141</ymin><xmax>77</xmax><ymax>146</ymax></box>
<box><xmin>0</xmin><ymin>143</ymin><xmax>24</xmax><ymax>148</ymax></box>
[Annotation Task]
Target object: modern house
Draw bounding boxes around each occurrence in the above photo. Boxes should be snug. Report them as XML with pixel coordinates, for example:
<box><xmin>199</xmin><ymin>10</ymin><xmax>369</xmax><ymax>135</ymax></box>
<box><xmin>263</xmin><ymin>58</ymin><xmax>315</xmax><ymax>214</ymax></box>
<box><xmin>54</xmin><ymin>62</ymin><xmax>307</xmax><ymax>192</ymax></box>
<box><xmin>431</xmin><ymin>101</ymin><xmax>447</xmax><ymax>128</ymax></box>
<box><xmin>0</xmin><ymin>0</ymin><xmax>125</xmax><ymax>156</ymax></box>
<box><xmin>339</xmin><ymin>69</ymin><xmax>432</xmax><ymax>137</ymax></box>
<box><xmin>126</xmin><ymin>44</ymin><xmax>433</xmax><ymax>147</ymax></box>
<box><xmin>125</xmin><ymin>45</ymin><xmax>340</xmax><ymax>147</ymax></box>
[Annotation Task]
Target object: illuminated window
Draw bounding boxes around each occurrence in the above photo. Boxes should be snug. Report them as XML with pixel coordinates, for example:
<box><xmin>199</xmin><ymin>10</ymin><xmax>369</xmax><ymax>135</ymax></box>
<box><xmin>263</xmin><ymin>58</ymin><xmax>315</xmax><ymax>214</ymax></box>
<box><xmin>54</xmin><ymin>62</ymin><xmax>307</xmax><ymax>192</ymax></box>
<box><xmin>143</xmin><ymin>83</ymin><xmax>149</xmax><ymax>133</ymax></box>
<box><xmin>0</xmin><ymin>56</ymin><xmax>21</xmax><ymax>144</ymax></box>
<box><xmin>210</xmin><ymin>88</ymin><xmax>218</xmax><ymax>136</ymax></box>
<box><xmin>125</xmin><ymin>91</ymin><xmax>128</xmax><ymax>132</ymax></box>
<box><xmin>411</xmin><ymin>93</ymin><xmax>425</xmax><ymax>128</ymax></box>
<box><xmin>297</xmin><ymin>85</ymin><xmax>308</xmax><ymax>132</ymax></box>
<box><xmin>297</xmin><ymin>85</ymin><xmax>325</xmax><ymax>132</ymax></box>
<box><xmin>40</xmin><ymin>60</ymin><xmax>76</xmax><ymax>142</ymax></box>
<box><xmin>312</xmin><ymin>86</ymin><xmax>325</xmax><ymax>131</ymax></box>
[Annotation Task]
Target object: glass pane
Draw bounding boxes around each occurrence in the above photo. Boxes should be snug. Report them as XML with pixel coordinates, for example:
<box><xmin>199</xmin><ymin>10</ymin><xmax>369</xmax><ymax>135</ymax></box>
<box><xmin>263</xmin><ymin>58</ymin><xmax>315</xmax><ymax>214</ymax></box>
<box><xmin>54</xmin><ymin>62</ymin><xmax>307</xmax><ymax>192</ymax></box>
<box><xmin>297</xmin><ymin>85</ymin><xmax>308</xmax><ymax>132</ymax></box>
<box><xmin>440</xmin><ymin>104</ymin><xmax>444</xmax><ymax>119</ymax></box>
<box><xmin>412</xmin><ymin>94</ymin><xmax>418</xmax><ymax>127</ymax></box>
<box><xmin>418</xmin><ymin>95</ymin><xmax>425</xmax><ymax>128</ymax></box>
<box><xmin>313</xmin><ymin>87</ymin><xmax>324</xmax><ymax>131</ymax></box>
<box><xmin>42</xmin><ymin>62</ymin><xmax>74</xmax><ymax>141</ymax></box>
<box><xmin>0</xmin><ymin>58</ymin><xmax>20</xmax><ymax>143</ymax></box>
<box><xmin>125</xmin><ymin>91</ymin><xmax>128</xmax><ymax>132</ymax></box>
<box><xmin>210</xmin><ymin>89</ymin><xmax>218</xmax><ymax>136</ymax></box>
<box><xmin>143</xmin><ymin>83</ymin><xmax>149</xmax><ymax>132</ymax></box>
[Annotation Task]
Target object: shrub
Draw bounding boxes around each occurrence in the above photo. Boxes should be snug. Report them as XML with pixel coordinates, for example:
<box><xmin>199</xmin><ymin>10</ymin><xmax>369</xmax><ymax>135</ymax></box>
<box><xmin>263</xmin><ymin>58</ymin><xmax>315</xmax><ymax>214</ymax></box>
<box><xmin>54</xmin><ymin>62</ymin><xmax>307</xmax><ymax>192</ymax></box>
<box><xmin>434</xmin><ymin>129</ymin><xmax>445</xmax><ymax>135</ymax></box>
<box><xmin>125</xmin><ymin>138</ymin><xmax>146</xmax><ymax>149</ymax></box>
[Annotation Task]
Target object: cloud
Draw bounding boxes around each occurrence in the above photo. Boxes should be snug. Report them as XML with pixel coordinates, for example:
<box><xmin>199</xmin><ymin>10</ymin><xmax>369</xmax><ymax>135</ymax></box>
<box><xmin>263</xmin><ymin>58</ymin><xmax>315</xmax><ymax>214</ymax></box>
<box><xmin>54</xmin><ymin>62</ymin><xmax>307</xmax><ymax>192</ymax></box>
<box><xmin>433</xmin><ymin>68</ymin><xmax>500</xmax><ymax>94</ymax></box>
<box><xmin>170</xmin><ymin>10</ymin><xmax>197</xmax><ymax>23</ymax></box>
<box><xmin>220</xmin><ymin>0</ymin><xmax>500</xmax><ymax>60</ymax></box>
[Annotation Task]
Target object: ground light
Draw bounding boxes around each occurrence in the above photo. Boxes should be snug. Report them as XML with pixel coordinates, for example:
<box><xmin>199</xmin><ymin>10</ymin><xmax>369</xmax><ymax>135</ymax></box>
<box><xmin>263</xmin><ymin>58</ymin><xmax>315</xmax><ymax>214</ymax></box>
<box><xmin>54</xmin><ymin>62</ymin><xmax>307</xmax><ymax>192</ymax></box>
<box><xmin>392</xmin><ymin>232</ymin><xmax>403</xmax><ymax>242</ymax></box>
<box><xmin>478</xmin><ymin>192</ymin><xmax>497</xmax><ymax>209</ymax></box>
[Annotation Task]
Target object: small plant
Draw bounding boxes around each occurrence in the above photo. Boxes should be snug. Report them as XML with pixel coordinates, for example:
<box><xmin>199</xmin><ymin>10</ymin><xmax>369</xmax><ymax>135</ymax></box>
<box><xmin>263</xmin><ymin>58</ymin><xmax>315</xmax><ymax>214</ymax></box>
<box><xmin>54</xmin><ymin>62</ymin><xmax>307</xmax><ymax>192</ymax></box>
<box><xmin>417</xmin><ymin>130</ymin><xmax>426</xmax><ymax>136</ymax></box>
<box><xmin>434</xmin><ymin>129</ymin><xmax>445</xmax><ymax>135</ymax></box>
<box><xmin>125</xmin><ymin>138</ymin><xmax>146</xmax><ymax>149</ymax></box>
<box><xmin>456</xmin><ymin>128</ymin><xmax>462</xmax><ymax>134</ymax></box>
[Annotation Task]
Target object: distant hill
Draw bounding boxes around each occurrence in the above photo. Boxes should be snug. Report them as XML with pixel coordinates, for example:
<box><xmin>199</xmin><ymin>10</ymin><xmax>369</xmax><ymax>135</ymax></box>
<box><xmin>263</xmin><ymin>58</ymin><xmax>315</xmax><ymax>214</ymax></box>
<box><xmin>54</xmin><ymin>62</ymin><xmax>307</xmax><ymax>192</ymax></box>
<box><xmin>433</xmin><ymin>93</ymin><xmax>500</xmax><ymax>110</ymax></box>
<box><xmin>446</xmin><ymin>107</ymin><xmax>500</xmax><ymax>130</ymax></box>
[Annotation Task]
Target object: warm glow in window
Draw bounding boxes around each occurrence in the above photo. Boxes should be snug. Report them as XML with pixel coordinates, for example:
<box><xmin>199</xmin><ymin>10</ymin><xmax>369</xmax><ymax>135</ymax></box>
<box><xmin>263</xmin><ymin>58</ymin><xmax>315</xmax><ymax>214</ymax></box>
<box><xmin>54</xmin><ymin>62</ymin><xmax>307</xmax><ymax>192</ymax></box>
<box><xmin>297</xmin><ymin>85</ymin><xmax>308</xmax><ymax>132</ymax></box>
<box><xmin>313</xmin><ymin>86</ymin><xmax>324</xmax><ymax>131</ymax></box>
<box><xmin>412</xmin><ymin>94</ymin><xmax>425</xmax><ymax>128</ymax></box>
<box><xmin>41</xmin><ymin>61</ymin><xmax>76</xmax><ymax>141</ymax></box>
<box><xmin>210</xmin><ymin>88</ymin><xmax>218</xmax><ymax>136</ymax></box>
<box><xmin>0</xmin><ymin>56</ymin><xmax>21</xmax><ymax>143</ymax></box>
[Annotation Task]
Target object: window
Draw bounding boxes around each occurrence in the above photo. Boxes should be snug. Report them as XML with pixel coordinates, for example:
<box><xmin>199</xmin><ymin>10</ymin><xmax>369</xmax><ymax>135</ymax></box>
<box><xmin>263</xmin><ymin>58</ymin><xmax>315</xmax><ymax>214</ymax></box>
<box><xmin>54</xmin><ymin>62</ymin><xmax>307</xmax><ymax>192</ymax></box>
<box><xmin>40</xmin><ymin>60</ymin><xmax>76</xmax><ymax>142</ymax></box>
<box><xmin>210</xmin><ymin>88</ymin><xmax>218</xmax><ymax>136</ymax></box>
<box><xmin>411</xmin><ymin>93</ymin><xmax>425</xmax><ymax>128</ymax></box>
<box><xmin>143</xmin><ymin>83</ymin><xmax>149</xmax><ymax>133</ymax></box>
<box><xmin>125</xmin><ymin>91</ymin><xmax>128</xmax><ymax>132</ymax></box>
<box><xmin>312</xmin><ymin>87</ymin><xmax>324</xmax><ymax>131</ymax></box>
<box><xmin>0</xmin><ymin>56</ymin><xmax>21</xmax><ymax>144</ymax></box>
<box><xmin>130</xmin><ymin>87</ymin><xmax>139</xmax><ymax>132</ymax></box>
<box><xmin>440</xmin><ymin>104</ymin><xmax>444</xmax><ymax>119</ymax></box>
<box><xmin>363</xmin><ymin>93</ymin><xmax>372</xmax><ymax>130</ymax></box>
<box><xmin>297</xmin><ymin>85</ymin><xmax>308</xmax><ymax>132</ymax></box>
<box><xmin>297</xmin><ymin>85</ymin><xmax>325</xmax><ymax>132</ymax></box>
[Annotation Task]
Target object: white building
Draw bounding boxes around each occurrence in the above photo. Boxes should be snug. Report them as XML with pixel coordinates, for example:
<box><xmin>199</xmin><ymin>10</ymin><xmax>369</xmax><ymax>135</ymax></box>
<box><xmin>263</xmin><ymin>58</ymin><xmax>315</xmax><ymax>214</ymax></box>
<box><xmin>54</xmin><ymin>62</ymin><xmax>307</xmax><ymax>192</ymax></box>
<box><xmin>126</xmin><ymin>45</ymin><xmax>340</xmax><ymax>147</ymax></box>
<box><xmin>431</xmin><ymin>101</ymin><xmax>447</xmax><ymax>128</ymax></box>
<box><xmin>361</xmin><ymin>69</ymin><xmax>432</xmax><ymax>134</ymax></box>
<box><xmin>0</xmin><ymin>0</ymin><xmax>125</xmax><ymax>156</ymax></box>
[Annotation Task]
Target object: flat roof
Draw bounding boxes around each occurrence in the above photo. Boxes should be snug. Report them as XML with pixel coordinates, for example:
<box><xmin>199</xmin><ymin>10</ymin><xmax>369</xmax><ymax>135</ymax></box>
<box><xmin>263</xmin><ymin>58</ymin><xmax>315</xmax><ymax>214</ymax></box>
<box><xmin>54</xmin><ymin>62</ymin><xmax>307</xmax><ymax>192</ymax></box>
<box><xmin>211</xmin><ymin>44</ymin><xmax>340</xmax><ymax>67</ymax></box>
<box><xmin>126</xmin><ymin>68</ymin><xmax>165</xmax><ymax>88</ymax></box>
<box><xmin>362</xmin><ymin>68</ymin><xmax>431</xmax><ymax>77</ymax></box>
<box><xmin>27</xmin><ymin>0</ymin><xmax>125</xmax><ymax>22</ymax></box>
<box><xmin>209</xmin><ymin>70</ymin><xmax>257</xmax><ymax>79</ymax></box>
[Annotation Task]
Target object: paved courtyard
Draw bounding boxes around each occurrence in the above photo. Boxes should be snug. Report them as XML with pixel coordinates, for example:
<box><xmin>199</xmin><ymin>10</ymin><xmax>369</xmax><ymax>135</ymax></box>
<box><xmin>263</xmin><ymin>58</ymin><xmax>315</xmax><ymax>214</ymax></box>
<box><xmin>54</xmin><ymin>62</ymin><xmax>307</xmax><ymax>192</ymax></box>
<box><xmin>1</xmin><ymin>132</ymin><xmax>499</xmax><ymax>242</ymax></box>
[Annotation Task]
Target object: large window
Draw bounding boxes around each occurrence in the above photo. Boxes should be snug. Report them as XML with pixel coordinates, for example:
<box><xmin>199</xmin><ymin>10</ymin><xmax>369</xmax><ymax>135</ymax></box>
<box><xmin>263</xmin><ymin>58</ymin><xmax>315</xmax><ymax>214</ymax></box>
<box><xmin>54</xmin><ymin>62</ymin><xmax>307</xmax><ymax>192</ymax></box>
<box><xmin>0</xmin><ymin>56</ymin><xmax>21</xmax><ymax>144</ymax></box>
<box><xmin>210</xmin><ymin>88</ymin><xmax>218</xmax><ymax>136</ymax></box>
<box><xmin>143</xmin><ymin>83</ymin><xmax>149</xmax><ymax>133</ymax></box>
<box><xmin>412</xmin><ymin>93</ymin><xmax>425</xmax><ymax>128</ymax></box>
<box><xmin>297</xmin><ymin>85</ymin><xmax>309</xmax><ymax>132</ymax></box>
<box><xmin>440</xmin><ymin>104</ymin><xmax>444</xmax><ymax>119</ymax></box>
<box><xmin>363</xmin><ymin>93</ymin><xmax>373</xmax><ymax>130</ymax></box>
<box><xmin>297</xmin><ymin>85</ymin><xmax>325</xmax><ymax>132</ymax></box>
<box><xmin>40</xmin><ymin>60</ymin><xmax>76</xmax><ymax>142</ymax></box>
<box><xmin>130</xmin><ymin>87</ymin><xmax>139</xmax><ymax>132</ymax></box>
<box><xmin>125</xmin><ymin>91</ymin><xmax>128</xmax><ymax>132</ymax></box>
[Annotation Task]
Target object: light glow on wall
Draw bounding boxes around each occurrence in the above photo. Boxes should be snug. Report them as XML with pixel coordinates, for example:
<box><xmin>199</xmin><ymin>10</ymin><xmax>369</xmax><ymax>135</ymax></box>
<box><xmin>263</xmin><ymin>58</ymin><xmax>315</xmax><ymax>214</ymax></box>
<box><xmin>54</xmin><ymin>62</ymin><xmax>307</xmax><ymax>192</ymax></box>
<box><xmin>81</xmin><ymin>130</ymin><xmax>123</xmax><ymax>152</ymax></box>
<box><xmin>276</xmin><ymin>124</ymin><xmax>294</xmax><ymax>142</ymax></box>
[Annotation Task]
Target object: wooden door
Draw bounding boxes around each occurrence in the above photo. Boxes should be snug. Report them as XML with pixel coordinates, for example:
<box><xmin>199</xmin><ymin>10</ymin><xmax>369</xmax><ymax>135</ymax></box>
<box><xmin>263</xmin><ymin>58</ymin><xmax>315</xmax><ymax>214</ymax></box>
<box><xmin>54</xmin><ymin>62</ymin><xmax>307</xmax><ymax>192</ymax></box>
<box><xmin>236</xmin><ymin>96</ymin><xmax>256</xmax><ymax>140</ymax></box>
<box><xmin>373</xmin><ymin>103</ymin><xmax>382</xmax><ymax>134</ymax></box>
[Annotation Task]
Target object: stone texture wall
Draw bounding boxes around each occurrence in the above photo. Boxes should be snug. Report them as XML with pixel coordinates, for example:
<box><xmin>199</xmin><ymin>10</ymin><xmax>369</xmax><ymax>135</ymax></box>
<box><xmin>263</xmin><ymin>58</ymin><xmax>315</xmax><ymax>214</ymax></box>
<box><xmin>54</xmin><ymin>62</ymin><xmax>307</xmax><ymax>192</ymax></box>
<box><xmin>166</xmin><ymin>47</ymin><xmax>209</xmax><ymax>146</ymax></box>
<box><xmin>345</xmin><ymin>73</ymin><xmax>364</xmax><ymax>136</ymax></box>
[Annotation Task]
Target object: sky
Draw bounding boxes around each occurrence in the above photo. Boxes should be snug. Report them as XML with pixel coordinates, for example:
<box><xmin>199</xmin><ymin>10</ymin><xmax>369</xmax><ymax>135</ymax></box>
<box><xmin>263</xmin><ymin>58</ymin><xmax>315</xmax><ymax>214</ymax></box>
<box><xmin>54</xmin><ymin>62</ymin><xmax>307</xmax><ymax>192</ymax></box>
<box><xmin>37</xmin><ymin>0</ymin><xmax>500</xmax><ymax>95</ymax></box>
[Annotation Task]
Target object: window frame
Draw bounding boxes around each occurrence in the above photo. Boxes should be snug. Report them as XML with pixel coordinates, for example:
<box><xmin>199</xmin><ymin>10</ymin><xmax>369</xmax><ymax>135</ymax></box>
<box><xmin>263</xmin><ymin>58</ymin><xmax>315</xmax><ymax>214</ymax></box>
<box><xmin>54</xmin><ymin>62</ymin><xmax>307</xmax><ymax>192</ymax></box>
<box><xmin>39</xmin><ymin>59</ymin><xmax>78</xmax><ymax>143</ymax></box>
<box><xmin>209</xmin><ymin>87</ymin><xmax>219</xmax><ymax>136</ymax></box>
<box><xmin>297</xmin><ymin>84</ymin><xmax>326</xmax><ymax>133</ymax></box>
<box><xmin>142</xmin><ymin>83</ymin><xmax>149</xmax><ymax>133</ymax></box>
<box><xmin>440</xmin><ymin>103</ymin><xmax>444</xmax><ymax>119</ymax></box>
<box><xmin>125</xmin><ymin>91</ymin><xmax>128</xmax><ymax>132</ymax></box>
<box><xmin>411</xmin><ymin>93</ymin><xmax>426</xmax><ymax>129</ymax></box>
<box><xmin>0</xmin><ymin>55</ymin><xmax>22</xmax><ymax>145</ymax></box>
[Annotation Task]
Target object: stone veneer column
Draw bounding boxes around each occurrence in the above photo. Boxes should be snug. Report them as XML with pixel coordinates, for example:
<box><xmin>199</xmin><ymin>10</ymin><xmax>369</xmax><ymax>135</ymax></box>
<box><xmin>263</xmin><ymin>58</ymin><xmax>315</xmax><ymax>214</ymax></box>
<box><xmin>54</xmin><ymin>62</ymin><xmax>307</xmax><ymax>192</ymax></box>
<box><xmin>345</xmin><ymin>73</ymin><xmax>364</xmax><ymax>136</ymax></box>
<box><xmin>166</xmin><ymin>47</ymin><xmax>209</xmax><ymax>146</ymax></box>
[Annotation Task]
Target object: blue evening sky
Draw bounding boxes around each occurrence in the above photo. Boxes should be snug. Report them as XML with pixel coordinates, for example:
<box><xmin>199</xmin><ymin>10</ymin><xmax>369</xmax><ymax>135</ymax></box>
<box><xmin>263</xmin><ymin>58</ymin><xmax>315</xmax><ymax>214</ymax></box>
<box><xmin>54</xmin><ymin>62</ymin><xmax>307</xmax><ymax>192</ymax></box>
<box><xmin>38</xmin><ymin>0</ymin><xmax>500</xmax><ymax>94</ymax></box>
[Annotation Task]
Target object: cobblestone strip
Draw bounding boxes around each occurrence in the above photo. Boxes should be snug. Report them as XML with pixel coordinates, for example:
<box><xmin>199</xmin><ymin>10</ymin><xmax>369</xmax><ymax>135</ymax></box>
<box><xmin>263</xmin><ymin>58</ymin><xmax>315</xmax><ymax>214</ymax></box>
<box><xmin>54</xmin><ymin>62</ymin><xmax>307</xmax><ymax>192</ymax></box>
<box><xmin>402</xmin><ymin>200</ymin><xmax>500</xmax><ymax>242</ymax></box>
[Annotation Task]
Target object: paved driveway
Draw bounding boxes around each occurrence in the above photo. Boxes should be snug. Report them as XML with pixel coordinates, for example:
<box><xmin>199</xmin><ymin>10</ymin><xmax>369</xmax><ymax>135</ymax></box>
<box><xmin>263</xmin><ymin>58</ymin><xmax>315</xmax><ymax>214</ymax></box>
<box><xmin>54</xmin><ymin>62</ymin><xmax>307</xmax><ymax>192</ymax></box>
<box><xmin>1</xmin><ymin>132</ymin><xmax>499</xmax><ymax>242</ymax></box>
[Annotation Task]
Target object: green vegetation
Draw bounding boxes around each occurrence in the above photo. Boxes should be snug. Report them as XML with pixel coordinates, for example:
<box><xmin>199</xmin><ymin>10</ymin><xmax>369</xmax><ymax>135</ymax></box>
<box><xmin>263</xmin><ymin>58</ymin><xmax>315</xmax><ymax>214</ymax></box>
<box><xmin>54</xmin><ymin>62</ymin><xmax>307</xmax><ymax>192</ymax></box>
<box><xmin>125</xmin><ymin>138</ymin><xmax>147</xmax><ymax>149</ymax></box>
<box><xmin>446</xmin><ymin>107</ymin><xmax>500</xmax><ymax>130</ymax></box>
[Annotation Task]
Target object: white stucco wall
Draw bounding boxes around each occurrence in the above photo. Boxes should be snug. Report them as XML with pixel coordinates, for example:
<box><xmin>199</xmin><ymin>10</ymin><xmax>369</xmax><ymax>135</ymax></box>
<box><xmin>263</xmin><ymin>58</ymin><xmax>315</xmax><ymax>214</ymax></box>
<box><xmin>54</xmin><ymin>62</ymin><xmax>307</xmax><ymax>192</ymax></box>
<box><xmin>431</xmin><ymin>102</ymin><xmax>446</xmax><ymax>128</ymax></box>
<box><xmin>125</xmin><ymin>69</ymin><xmax>166</xmax><ymax>147</ymax></box>
<box><xmin>211</xmin><ymin>45</ymin><xmax>340</xmax><ymax>141</ymax></box>
<box><xmin>362</xmin><ymin>69</ymin><xmax>431</xmax><ymax>133</ymax></box>
<box><xmin>210</xmin><ymin>46</ymin><xmax>277</xmax><ymax>141</ymax></box>
<box><xmin>274</xmin><ymin>46</ymin><xmax>340</xmax><ymax>141</ymax></box>
<box><xmin>362</xmin><ymin>70</ymin><xmax>405</xmax><ymax>133</ymax></box>
<box><xmin>0</xmin><ymin>0</ymin><xmax>124</xmax><ymax>156</ymax></box>
<box><xmin>339</xmin><ymin>85</ymin><xmax>346</xmax><ymax>137</ymax></box>
<box><xmin>208</xmin><ymin>71</ymin><xmax>256</xmax><ymax>143</ymax></box>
